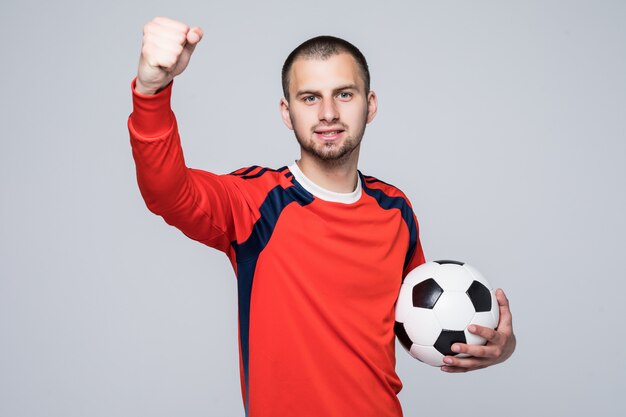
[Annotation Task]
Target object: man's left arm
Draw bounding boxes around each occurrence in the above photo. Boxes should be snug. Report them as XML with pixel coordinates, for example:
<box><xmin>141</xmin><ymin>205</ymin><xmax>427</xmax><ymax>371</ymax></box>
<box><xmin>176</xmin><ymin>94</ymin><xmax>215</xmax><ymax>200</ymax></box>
<box><xmin>441</xmin><ymin>288</ymin><xmax>516</xmax><ymax>373</ymax></box>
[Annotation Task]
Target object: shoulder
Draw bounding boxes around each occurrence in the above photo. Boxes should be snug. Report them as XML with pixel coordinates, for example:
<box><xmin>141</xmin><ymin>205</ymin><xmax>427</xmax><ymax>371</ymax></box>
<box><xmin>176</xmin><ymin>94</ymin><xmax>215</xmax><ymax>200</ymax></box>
<box><xmin>359</xmin><ymin>171</ymin><xmax>414</xmax><ymax>207</ymax></box>
<box><xmin>202</xmin><ymin>165</ymin><xmax>295</xmax><ymax>212</ymax></box>
<box><xmin>227</xmin><ymin>165</ymin><xmax>293</xmax><ymax>182</ymax></box>
<box><xmin>228</xmin><ymin>165</ymin><xmax>289</xmax><ymax>179</ymax></box>
<box><xmin>224</xmin><ymin>165</ymin><xmax>294</xmax><ymax>191</ymax></box>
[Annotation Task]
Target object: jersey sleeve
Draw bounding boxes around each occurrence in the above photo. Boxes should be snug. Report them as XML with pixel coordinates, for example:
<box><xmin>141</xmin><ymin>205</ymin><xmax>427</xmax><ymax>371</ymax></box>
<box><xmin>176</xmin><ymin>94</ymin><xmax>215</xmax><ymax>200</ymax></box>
<box><xmin>402</xmin><ymin>206</ymin><xmax>426</xmax><ymax>279</ymax></box>
<box><xmin>398</xmin><ymin>190</ymin><xmax>426</xmax><ymax>280</ymax></box>
<box><xmin>127</xmin><ymin>77</ymin><xmax>257</xmax><ymax>258</ymax></box>
<box><xmin>361</xmin><ymin>174</ymin><xmax>427</xmax><ymax>280</ymax></box>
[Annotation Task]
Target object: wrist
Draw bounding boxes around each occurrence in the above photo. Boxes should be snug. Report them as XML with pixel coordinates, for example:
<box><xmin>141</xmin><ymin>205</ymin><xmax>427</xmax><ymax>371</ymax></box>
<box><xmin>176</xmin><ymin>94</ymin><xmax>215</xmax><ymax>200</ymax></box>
<box><xmin>134</xmin><ymin>78</ymin><xmax>158</xmax><ymax>96</ymax></box>
<box><xmin>129</xmin><ymin>77</ymin><xmax>175</xmax><ymax>137</ymax></box>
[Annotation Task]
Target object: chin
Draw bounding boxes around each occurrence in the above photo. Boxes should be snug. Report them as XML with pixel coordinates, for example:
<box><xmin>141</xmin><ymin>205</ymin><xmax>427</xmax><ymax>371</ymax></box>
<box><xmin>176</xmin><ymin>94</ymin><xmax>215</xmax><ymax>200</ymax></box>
<box><xmin>296</xmin><ymin>130</ymin><xmax>361</xmax><ymax>163</ymax></box>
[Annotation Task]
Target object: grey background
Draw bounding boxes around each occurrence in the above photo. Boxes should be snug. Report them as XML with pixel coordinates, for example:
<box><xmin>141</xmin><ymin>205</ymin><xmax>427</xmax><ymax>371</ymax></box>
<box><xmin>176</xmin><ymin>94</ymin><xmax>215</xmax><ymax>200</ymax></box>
<box><xmin>1</xmin><ymin>0</ymin><xmax>624</xmax><ymax>416</ymax></box>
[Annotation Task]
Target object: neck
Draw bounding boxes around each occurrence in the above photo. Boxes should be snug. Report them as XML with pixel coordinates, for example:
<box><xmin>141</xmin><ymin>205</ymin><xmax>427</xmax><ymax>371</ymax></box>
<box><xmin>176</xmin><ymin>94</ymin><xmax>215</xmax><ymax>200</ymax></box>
<box><xmin>296</xmin><ymin>147</ymin><xmax>360</xmax><ymax>193</ymax></box>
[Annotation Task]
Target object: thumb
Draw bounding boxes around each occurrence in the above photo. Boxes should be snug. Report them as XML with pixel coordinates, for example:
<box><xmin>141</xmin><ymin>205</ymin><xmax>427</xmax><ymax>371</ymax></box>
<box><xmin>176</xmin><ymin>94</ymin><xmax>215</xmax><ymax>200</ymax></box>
<box><xmin>185</xmin><ymin>27</ymin><xmax>203</xmax><ymax>51</ymax></box>
<box><xmin>496</xmin><ymin>288</ymin><xmax>513</xmax><ymax>331</ymax></box>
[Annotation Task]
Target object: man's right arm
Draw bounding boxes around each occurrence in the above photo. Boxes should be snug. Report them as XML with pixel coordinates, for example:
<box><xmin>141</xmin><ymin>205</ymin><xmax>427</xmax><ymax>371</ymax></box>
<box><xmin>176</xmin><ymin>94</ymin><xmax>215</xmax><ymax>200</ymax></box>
<box><xmin>127</xmin><ymin>17</ymin><xmax>250</xmax><ymax>254</ymax></box>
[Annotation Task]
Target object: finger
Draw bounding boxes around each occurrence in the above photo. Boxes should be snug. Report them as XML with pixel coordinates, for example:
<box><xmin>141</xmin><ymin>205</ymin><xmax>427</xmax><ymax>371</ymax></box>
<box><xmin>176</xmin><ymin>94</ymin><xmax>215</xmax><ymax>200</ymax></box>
<box><xmin>442</xmin><ymin>355</ymin><xmax>489</xmax><ymax>371</ymax></box>
<box><xmin>149</xmin><ymin>30</ymin><xmax>187</xmax><ymax>45</ymax></box>
<box><xmin>441</xmin><ymin>363</ymin><xmax>487</xmax><ymax>373</ymax></box>
<box><xmin>441</xmin><ymin>365</ymin><xmax>469</xmax><ymax>373</ymax></box>
<box><xmin>452</xmin><ymin>342</ymin><xmax>502</xmax><ymax>359</ymax></box>
<box><xmin>185</xmin><ymin>27</ymin><xmax>203</xmax><ymax>52</ymax></box>
<box><xmin>496</xmin><ymin>288</ymin><xmax>509</xmax><ymax>310</ymax></box>
<box><xmin>188</xmin><ymin>27</ymin><xmax>204</xmax><ymax>43</ymax></box>
<box><xmin>143</xmin><ymin>42</ymin><xmax>184</xmax><ymax>71</ymax></box>
<box><xmin>142</xmin><ymin>42</ymin><xmax>178</xmax><ymax>70</ymax></box>
<box><xmin>496</xmin><ymin>288</ymin><xmax>513</xmax><ymax>332</ymax></box>
<box><xmin>147</xmin><ymin>18</ymin><xmax>196</xmax><ymax>51</ymax></box>
<box><xmin>467</xmin><ymin>324</ymin><xmax>499</xmax><ymax>343</ymax></box>
<box><xmin>153</xmin><ymin>16</ymin><xmax>190</xmax><ymax>33</ymax></box>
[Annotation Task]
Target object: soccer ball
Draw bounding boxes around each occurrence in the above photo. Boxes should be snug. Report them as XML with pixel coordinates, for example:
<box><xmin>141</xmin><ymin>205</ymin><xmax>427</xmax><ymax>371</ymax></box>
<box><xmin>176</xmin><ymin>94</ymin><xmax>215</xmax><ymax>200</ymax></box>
<box><xmin>394</xmin><ymin>260</ymin><xmax>499</xmax><ymax>366</ymax></box>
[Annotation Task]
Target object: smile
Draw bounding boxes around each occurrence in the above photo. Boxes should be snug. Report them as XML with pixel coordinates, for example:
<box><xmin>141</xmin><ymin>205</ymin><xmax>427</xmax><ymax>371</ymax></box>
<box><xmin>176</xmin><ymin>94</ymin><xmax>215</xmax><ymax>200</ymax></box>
<box><xmin>314</xmin><ymin>129</ymin><xmax>345</xmax><ymax>140</ymax></box>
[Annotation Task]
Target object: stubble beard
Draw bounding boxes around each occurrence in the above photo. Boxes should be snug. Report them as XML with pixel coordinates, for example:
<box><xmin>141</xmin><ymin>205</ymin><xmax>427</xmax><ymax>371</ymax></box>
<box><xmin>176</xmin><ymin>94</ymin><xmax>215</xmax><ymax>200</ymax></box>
<box><xmin>293</xmin><ymin>121</ymin><xmax>367</xmax><ymax>167</ymax></box>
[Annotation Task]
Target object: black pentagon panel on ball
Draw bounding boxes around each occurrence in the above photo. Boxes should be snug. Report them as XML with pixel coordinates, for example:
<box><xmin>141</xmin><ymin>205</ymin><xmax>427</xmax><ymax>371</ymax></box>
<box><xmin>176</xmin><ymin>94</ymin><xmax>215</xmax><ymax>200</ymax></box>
<box><xmin>434</xmin><ymin>330</ymin><xmax>467</xmax><ymax>356</ymax></box>
<box><xmin>394</xmin><ymin>321</ymin><xmax>413</xmax><ymax>351</ymax></box>
<box><xmin>466</xmin><ymin>280</ymin><xmax>492</xmax><ymax>312</ymax></box>
<box><xmin>433</xmin><ymin>260</ymin><xmax>464</xmax><ymax>266</ymax></box>
<box><xmin>412</xmin><ymin>278</ymin><xmax>443</xmax><ymax>309</ymax></box>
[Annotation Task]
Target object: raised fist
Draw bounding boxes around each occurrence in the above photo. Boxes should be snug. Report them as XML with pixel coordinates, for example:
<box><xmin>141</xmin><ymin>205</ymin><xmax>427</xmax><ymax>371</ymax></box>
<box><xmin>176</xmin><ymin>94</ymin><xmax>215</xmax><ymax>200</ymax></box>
<box><xmin>136</xmin><ymin>17</ymin><xmax>203</xmax><ymax>95</ymax></box>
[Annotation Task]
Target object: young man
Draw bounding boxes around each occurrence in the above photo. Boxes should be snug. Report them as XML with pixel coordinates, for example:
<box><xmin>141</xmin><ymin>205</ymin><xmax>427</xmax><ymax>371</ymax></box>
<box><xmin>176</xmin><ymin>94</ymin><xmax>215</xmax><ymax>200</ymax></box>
<box><xmin>128</xmin><ymin>16</ymin><xmax>515</xmax><ymax>417</ymax></box>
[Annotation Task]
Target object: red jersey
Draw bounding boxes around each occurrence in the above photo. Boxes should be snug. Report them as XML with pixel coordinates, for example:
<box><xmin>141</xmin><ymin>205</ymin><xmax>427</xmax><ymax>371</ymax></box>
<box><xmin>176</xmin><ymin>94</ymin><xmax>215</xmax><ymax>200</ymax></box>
<box><xmin>127</xmin><ymin>77</ymin><xmax>425</xmax><ymax>417</ymax></box>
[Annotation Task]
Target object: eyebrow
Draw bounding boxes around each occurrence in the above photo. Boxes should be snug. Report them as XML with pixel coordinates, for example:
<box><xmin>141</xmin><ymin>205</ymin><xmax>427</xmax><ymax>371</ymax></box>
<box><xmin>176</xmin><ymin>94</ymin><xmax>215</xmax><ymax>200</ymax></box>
<box><xmin>296</xmin><ymin>84</ymin><xmax>359</xmax><ymax>97</ymax></box>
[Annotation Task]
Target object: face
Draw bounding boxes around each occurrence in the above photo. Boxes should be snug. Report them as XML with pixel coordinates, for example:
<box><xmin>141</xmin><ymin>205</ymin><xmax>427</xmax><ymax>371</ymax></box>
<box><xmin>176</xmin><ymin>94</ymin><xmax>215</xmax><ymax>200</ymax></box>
<box><xmin>280</xmin><ymin>53</ymin><xmax>377</xmax><ymax>165</ymax></box>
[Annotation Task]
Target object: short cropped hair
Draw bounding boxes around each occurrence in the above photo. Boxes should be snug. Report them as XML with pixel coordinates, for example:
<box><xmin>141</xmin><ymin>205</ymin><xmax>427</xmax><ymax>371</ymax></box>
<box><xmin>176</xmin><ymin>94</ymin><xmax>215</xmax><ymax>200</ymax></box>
<box><xmin>281</xmin><ymin>35</ymin><xmax>370</xmax><ymax>101</ymax></box>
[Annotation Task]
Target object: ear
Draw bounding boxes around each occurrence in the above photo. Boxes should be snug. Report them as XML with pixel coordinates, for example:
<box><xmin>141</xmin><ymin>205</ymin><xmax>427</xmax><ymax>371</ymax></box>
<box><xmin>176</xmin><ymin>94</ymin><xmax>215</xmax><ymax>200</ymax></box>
<box><xmin>366</xmin><ymin>90</ymin><xmax>378</xmax><ymax>124</ymax></box>
<box><xmin>280</xmin><ymin>98</ymin><xmax>294</xmax><ymax>130</ymax></box>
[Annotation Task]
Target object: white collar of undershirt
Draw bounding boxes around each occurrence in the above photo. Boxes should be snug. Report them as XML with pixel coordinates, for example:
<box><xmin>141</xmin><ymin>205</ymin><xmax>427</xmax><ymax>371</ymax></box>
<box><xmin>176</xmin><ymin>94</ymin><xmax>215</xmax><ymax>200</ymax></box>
<box><xmin>288</xmin><ymin>161</ymin><xmax>362</xmax><ymax>204</ymax></box>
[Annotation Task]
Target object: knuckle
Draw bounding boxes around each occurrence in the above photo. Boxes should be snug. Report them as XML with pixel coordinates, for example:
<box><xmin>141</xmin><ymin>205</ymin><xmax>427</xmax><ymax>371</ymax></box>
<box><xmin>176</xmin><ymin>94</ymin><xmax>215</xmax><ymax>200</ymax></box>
<box><xmin>473</xmin><ymin>326</ymin><xmax>484</xmax><ymax>336</ymax></box>
<box><xmin>176</xmin><ymin>44</ymin><xmax>184</xmax><ymax>55</ymax></box>
<box><xmin>143</xmin><ymin>45</ymin><xmax>159</xmax><ymax>62</ymax></box>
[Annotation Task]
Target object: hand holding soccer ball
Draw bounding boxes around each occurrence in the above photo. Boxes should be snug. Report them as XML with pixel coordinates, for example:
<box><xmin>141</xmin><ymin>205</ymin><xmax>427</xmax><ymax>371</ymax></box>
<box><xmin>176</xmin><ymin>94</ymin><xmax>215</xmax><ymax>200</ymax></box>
<box><xmin>395</xmin><ymin>260</ymin><xmax>515</xmax><ymax>372</ymax></box>
<box><xmin>136</xmin><ymin>17</ymin><xmax>204</xmax><ymax>95</ymax></box>
<box><xmin>442</xmin><ymin>287</ymin><xmax>515</xmax><ymax>372</ymax></box>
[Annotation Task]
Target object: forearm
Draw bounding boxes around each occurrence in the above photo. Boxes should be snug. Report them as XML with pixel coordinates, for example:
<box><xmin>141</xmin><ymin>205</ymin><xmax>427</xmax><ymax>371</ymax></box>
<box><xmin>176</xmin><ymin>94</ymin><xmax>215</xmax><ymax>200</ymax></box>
<box><xmin>127</xmin><ymin>77</ymin><xmax>189</xmax><ymax>214</ymax></box>
<box><xmin>127</xmin><ymin>78</ymin><xmax>233</xmax><ymax>248</ymax></box>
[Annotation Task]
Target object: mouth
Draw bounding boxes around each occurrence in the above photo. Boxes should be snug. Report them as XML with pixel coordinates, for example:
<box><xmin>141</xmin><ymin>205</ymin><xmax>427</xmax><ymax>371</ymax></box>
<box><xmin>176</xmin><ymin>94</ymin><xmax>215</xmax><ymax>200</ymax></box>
<box><xmin>314</xmin><ymin>129</ymin><xmax>345</xmax><ymax>141</ymax></box>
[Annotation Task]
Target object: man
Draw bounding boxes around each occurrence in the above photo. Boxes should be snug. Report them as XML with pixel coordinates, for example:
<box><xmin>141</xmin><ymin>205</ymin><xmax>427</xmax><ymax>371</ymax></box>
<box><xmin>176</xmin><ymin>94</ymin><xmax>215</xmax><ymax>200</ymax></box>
<box><xmin>128</xmin><ymin>16</ymin><xmax>515</xmax><ymax>417</ymax></box>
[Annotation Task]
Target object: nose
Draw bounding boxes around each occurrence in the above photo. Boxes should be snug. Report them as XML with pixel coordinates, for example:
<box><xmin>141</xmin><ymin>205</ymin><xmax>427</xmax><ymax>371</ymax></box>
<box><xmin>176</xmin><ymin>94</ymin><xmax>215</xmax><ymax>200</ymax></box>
<box><xmin>318</xmin><ymin>98</ymin><xmax>339</xmax><ymax>123</ymax></box>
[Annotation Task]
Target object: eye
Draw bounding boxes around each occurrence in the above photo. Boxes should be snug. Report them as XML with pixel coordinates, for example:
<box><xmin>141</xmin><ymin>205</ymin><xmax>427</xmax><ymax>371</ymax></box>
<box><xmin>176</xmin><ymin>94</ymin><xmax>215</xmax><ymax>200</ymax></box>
<box><xmin>337</xmin><ymin>91</ymin><xmax>353</xmax><ymax>100</ymax></box>
<box><xmin>303</xmin><ymin>95</ymin><xmax>318</xmax><ymax>103</ymax></box>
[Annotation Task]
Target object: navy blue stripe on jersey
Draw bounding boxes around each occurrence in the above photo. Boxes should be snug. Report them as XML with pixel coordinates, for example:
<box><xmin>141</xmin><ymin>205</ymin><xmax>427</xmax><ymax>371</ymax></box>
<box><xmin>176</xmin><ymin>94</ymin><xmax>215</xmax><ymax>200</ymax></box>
<box><xmin>230</xmin><ymin>165</ymin><xmax>260</xmax><ymax>176</ymax></box>
<box><xmin>231</xmin><ymin>183</ymin><xmax>314</xmax><ymax>416</ymax></box>
<box><xmin>241</xmin><ymin>167</ymin><xmax>274</xmax><ymax>180</ymax></box>
<box><xmin>230</xmin><ymin>166</ymin><xmax>288</xmax><ymax>180</ymax></box>
<box><xmin>359</xmin><ymin>171</ymin><xmax>418</xmax><ymax>276</ymax></box>
<box><xmin>364</xmin><ymin>175</ymin><xmax>395</xmax><ymax>188</ymax></box>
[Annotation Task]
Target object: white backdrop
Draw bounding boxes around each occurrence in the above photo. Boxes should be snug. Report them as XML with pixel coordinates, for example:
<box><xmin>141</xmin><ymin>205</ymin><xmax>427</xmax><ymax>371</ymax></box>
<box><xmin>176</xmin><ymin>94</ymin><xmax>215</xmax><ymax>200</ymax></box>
<box><xmin>1</xmin><ymin>0</ymin><xmax>625</xmax><ymax>416</ymax></box>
